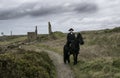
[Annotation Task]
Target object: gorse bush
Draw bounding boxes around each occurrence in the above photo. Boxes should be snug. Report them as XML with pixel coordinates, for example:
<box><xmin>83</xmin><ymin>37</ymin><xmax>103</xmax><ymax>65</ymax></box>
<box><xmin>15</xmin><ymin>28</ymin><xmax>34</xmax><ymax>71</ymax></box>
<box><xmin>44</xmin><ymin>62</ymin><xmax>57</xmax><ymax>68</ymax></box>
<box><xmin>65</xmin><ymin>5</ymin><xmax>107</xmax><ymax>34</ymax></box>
<box><xmin>0</xmin><ymin>49</ymin><xmax>56</xmax><ymax>78</ymax></box>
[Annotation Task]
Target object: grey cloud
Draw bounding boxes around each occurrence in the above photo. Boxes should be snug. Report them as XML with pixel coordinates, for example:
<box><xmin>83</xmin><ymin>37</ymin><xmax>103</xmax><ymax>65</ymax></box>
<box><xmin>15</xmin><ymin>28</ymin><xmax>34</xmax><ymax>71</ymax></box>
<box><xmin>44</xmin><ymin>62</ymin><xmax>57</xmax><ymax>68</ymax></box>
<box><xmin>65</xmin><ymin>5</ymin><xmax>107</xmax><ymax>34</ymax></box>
<box><xmin>29</xmin><ymin>5</ymin><xmax>64</xmax><ymax>17</ymax></box>
<box><xmin>0</xmin><ymin>2</ymin><xmax>98</xmax><ymax>20</ymax></box>
<box><xmin>73</xmin><ymin>3</ymin><xmax>98</xmax><ymax>13</ymax></box>
<box><xmin>0</xmin><ymin>9</ymin><xmax>26</xmax><ymax>20</ymax></box>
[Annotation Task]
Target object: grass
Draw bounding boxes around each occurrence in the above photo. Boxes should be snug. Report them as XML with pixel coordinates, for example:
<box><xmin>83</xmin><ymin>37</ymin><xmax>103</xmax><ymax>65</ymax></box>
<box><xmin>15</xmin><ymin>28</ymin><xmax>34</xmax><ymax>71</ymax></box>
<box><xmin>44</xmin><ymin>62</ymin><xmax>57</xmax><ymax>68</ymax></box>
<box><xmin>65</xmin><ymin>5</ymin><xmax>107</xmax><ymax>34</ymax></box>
<box><xmin>0</xmin><ymin>27</ymin><xmax>119</xmax><ymax>78</ymax></box>
<box><xmin>0</xmin><ymin>49</ymin><xmax>56</xmax><ymax>78</ymax></box>
<box><xmin>36</xmin><ymin>38</ymin><xmax>66</xmax><ymax>54</ymax></box>
<box><xmin>37</xmin><ymin>31</ymin><xmax>65</xmax><ymax>42</ymax></box>
<box><xmin>36</xmin><ymin>31</ymin><xmax>66</xmax><ymax>54</ymax></box>
<box><xmin>36</xmin><ymin>27</ymin><xmax>120</xmax><ymax>78</ymax></box>
<box><xmin>70</xmin><ymin>57</ymin><xmax>120</xmax><ymax>78</ymax></box>
<box><xmin>0</xmin><ymin>36</ymin><xmax>27</xmax><ymax>46</ymax></box>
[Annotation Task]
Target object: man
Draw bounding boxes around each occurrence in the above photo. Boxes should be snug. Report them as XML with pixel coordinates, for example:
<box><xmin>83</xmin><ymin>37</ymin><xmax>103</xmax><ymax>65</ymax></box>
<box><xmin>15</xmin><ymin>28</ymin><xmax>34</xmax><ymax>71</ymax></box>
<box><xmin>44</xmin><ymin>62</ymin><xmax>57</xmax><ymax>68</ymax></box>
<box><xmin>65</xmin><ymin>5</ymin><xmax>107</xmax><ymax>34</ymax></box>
<box><xmin>66</xmin><ymin>28</ymin><xmax>75</xmax><ymax>47</ymax></box>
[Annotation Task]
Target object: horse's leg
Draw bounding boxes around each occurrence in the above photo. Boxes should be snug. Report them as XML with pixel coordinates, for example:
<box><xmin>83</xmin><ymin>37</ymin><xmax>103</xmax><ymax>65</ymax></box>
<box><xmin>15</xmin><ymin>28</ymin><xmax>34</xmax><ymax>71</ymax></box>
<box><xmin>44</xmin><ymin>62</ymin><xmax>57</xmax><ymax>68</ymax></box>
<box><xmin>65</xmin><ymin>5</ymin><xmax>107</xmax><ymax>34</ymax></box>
<box><xmin>75</xmin><ymin>53</ymin><xmax>77</xmax><ymax>64</ymax></box>
<box><xmin>64</xmin><ymin>52</ymin><xmax>66</xmax><ymax>64</ymax></box>
<box><xmin>73</xmin><ymin>53</ymin><xmax>76</xmax><ymax>65</ymax></box>
<box><xmin>76</xmin><ymin>53</ymin><xmax>78</xmax><ymax>64</ymax></box>
<box><xmin>76</xmin><ymin>50</ymin><xmax>80</xmax><ymax>64</ymax></box>
<box><xmin>63</xmin><ymin>47</ymin><xmax>67</xmax><ymax>64</ymax></box>
<box><xmin>68</xmin><ymin>54</ymin><xmax>70</xmax><ymax>63</ymax></box>
<box><xmin>73</xmin><ymin>53</ymin><xmax>78</xmax><ymax>65</ymax></box>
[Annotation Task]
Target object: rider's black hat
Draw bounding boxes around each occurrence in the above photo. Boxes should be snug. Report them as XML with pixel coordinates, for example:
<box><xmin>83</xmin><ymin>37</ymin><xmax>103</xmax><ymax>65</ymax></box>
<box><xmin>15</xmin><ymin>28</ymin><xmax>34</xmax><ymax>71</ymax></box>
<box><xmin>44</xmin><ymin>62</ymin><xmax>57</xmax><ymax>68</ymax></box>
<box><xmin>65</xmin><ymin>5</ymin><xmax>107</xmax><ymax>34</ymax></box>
<box><xmin>69</xmin><ymin>28</ymin><xmax>74</xmax><ymax>31</ymax></box>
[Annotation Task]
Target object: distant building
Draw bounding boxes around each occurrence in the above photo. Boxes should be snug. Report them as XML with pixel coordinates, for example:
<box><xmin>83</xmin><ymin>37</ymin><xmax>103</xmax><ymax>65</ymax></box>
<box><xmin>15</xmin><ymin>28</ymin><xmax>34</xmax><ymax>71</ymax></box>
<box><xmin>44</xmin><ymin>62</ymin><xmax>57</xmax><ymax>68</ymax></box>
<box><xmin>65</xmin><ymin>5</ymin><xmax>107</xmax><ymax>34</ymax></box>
<box><xmin>27</xmin><ymin>26</ymin><xmax>38</xmax><ymax>42</ymax></box>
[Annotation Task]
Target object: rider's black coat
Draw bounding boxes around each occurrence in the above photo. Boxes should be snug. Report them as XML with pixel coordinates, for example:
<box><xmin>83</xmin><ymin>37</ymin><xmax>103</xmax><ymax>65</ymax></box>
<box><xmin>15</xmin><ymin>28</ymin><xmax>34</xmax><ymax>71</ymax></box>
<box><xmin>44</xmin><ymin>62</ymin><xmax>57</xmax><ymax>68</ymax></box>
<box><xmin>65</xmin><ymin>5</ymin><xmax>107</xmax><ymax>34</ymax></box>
<box><xmin>67</xmin><ymin>33</ymin><xmax>75</xmax><ymax>46</ymax></box>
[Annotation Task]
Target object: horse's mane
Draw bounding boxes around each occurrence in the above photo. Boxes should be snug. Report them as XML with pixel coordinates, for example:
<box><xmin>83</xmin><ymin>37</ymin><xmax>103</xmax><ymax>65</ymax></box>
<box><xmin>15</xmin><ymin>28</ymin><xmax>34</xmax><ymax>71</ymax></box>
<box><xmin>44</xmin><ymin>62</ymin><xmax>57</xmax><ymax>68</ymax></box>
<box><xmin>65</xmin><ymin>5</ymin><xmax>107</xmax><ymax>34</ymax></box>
<box><xmin>77</xmin><ymin>33</ymin><xmax>84</xmax><ymax>45</ymax></box>
<box><xmin>70</xmin><ymin>33</ymin><xmax>84</xmax><ymax>47</ymax></box>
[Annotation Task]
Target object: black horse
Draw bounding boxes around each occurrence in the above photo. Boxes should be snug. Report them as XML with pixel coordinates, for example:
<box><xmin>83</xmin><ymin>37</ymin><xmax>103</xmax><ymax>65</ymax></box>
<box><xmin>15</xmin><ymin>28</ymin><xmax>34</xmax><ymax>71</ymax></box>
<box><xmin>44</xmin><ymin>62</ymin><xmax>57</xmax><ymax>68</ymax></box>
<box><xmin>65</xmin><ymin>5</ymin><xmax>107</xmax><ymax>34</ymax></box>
<box><xmin>63</xmin><ymin>33</ymin><xmax>84</xmax><ymax>64</ymax></box>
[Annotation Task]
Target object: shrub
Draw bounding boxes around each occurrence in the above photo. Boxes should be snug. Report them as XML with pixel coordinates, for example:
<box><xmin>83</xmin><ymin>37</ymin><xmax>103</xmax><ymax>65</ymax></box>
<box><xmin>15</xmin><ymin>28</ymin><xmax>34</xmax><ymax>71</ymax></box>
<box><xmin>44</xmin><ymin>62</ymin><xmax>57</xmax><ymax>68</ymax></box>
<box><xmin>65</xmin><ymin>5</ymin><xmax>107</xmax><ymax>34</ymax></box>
<box><xmin>0</xmin><ymin>50</ymin><xmax>56</xmax><ymax>78</ymax></box>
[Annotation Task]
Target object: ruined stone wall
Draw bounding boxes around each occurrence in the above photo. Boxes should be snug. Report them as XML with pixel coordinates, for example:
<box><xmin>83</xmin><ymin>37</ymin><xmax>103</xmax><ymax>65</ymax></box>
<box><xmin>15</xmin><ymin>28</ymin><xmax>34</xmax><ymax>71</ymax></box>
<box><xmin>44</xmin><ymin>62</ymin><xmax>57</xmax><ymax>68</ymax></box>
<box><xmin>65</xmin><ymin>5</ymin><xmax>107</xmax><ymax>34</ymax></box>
<box><xmin>27</xmin><ymin>32</ymin><xmax>37</xmax><ymax>41</ymax></box>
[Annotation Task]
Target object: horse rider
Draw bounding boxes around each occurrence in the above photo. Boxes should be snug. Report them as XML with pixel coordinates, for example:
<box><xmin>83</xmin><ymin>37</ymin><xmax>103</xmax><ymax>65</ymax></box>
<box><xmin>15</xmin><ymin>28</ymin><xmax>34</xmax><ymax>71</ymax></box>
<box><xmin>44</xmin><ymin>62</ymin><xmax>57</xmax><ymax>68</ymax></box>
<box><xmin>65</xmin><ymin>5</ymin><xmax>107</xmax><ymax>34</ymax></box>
<box><xmin>66</xmin><ymin>28</ymin><xmax>75</xmax><ymax>47</ymax></box>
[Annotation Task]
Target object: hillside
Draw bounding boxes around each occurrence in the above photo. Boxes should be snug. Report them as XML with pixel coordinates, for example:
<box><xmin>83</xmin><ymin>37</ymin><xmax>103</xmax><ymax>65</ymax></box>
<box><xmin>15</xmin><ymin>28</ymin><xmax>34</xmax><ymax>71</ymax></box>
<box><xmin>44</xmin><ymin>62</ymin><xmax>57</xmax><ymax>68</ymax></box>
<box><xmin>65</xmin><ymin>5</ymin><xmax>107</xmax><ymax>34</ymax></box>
<box><xmin>0</xmin><ymin>36</ymin><xmax>27</xmax><ymax>46</ymax></box>
<box><xmin>36</xmin><ymin>27</ymin><xmax>120</xmax><ymax>78</ymax></box>
<box><xmin>0</xmin><ymin>27</ymin><xmax>120</xmax><ymax>78</ymax></box>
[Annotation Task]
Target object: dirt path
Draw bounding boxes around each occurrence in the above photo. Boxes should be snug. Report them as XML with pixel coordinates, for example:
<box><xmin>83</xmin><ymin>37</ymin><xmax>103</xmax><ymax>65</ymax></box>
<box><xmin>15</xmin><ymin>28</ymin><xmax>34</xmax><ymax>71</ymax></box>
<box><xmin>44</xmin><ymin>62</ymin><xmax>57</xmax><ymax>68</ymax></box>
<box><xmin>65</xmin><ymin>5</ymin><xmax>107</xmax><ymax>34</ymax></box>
<box><xmin>44</xmin><ymin>50</ymin><xmax>75</xmax><ymax>78</ymax></box>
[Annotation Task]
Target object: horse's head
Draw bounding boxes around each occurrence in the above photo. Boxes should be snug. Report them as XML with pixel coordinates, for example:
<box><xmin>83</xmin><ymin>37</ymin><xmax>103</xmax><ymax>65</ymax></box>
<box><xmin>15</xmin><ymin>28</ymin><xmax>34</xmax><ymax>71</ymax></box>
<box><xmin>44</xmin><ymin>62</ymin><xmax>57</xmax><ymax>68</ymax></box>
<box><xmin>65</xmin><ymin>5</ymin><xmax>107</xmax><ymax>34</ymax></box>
<box><xmin>77</xmin><ymin>33</ymin><xmax>84</xmax><ymax>45</ymax></box>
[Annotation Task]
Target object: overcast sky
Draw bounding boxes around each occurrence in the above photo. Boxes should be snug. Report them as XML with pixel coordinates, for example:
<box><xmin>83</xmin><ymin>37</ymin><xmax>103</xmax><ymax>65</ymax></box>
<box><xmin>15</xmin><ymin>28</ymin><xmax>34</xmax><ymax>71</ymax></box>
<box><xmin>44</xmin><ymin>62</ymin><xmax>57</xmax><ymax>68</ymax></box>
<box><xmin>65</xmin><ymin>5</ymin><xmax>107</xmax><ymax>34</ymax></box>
<box><xmin>0</xmin><ymin>0</ymin><xmax>120</xmax><ymax>35</ymax></box>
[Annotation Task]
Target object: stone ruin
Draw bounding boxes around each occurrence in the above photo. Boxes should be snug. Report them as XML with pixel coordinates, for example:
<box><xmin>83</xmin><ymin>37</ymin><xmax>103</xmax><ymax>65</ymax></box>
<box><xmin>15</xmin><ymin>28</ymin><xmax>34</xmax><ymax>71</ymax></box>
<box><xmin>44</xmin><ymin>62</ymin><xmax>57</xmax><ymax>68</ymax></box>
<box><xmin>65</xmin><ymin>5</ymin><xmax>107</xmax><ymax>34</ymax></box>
<box><xmin>27</xmin><ymin>22</ymin><xmax>53</xmax><ymax>41</ymax></box>
<box><xmin>0</xmin><ymin>22</ymin><xmax>54</xmax><ymax>53</ymax></box>
<box><xmin>27</xmin><ymin>26</ymin><xmax>38</xmax><ymax>42</ymax></box>
<box><xmin>27</xmin><ymin>32</ymin><xmax>37</xmax><ymax>42</ymax></box>
<box><xmin>48</xmin><ymin>22</ymin><xmax>52</xmax><ymax>34</ymax></box>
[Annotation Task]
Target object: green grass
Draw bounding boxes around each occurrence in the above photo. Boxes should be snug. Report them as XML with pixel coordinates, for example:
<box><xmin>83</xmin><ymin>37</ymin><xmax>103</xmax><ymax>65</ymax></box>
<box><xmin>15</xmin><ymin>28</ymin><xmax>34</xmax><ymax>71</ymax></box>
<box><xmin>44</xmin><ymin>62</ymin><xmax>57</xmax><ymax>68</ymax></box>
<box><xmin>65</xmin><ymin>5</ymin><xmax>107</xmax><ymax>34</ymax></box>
<box><xmin>0</xmin><ymin>49</ymin><xmax>56</xmax><ymax>78</ymax></box>
<box><xmin>36</xmin><ymin>27</ymin><xmax>120</xmax><ymax>78</ymax></box>
<box><xmin>0</xmin><ymin>27</ymin><xmax>119</xmax><ymax>78</ymax></box>
<box><xmin>70</xmin><ymin>57</ymin><xmax>120</xmax><ymax>78</ymax></box>
<box><xmin>37</xmin><ymin>31</ymin><xmax>66</xmax><ymax>42</ymax></box>
<box><xmin>36</xmin><ymin>31</ymin><xmax>66</xmax><ymax>54</ymax></box>
<box><xmin>36</xmin><ymin>42</ymin><xmax>64</xmax><ymax>54</ymax></box>
<box><xmin>72</xmin><ymin>27</ymin><xmax>120</xmax><ymax>78</ymax></box>
<box><xmin>0</xmin><ymin>36</ymin><xmax>27</xmax><ymax>46</ymax></box>
<box><xmin>104</xmin><ymin>27</ymin><xmax>120</xmax><ymax>33</ymax></box>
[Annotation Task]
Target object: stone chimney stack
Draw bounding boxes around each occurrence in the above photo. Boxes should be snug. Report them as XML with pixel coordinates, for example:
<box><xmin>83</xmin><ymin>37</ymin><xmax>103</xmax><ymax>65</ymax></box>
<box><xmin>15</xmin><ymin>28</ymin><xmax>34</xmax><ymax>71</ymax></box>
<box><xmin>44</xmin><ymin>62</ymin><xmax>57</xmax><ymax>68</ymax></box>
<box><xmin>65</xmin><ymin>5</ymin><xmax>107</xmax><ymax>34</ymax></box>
<box><xmin>48</xmin><ymin>22</ymin><xmax>52</xmax><ymax>34</ymax></box>
<box><xmin>35</xmin><ymin>26</ymin><xmax>37</xmax><ymax>36</ymax></box>
<box><xmin>11</xmin><ymin>31</ymin><xmax>12</xmax><ymax>36</ymax></box>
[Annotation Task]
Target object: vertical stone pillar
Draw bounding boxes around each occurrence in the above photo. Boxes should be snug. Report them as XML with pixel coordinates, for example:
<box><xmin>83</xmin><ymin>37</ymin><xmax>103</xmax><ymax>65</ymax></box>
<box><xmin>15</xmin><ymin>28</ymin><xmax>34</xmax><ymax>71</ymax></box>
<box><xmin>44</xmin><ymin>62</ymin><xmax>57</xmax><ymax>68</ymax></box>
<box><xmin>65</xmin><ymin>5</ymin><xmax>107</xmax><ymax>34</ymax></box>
<box><xmin>10</xmin><ymin>31</ymin><xmax>12</xmax><ymax>36</ymax></box>
<box><xmin>35</xmin><ymin>26</ymin><xmax>37</xmax><ymax>36</ymax></box>
<box><xmin>48</xmin><ymin>22</ymin><xmax>52</xmax><ymax>34</ymax></box>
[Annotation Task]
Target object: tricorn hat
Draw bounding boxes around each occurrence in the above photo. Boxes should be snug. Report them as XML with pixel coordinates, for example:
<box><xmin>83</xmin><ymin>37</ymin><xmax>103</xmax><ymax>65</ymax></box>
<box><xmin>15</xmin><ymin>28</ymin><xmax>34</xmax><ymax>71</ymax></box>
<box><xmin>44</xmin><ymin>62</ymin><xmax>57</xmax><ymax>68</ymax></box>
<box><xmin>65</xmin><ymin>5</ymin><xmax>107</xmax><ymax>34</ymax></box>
<box><xmin>68</xmin><ymin>28</ymin><xmax>74</xmax><ymax>31</ymax></box>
